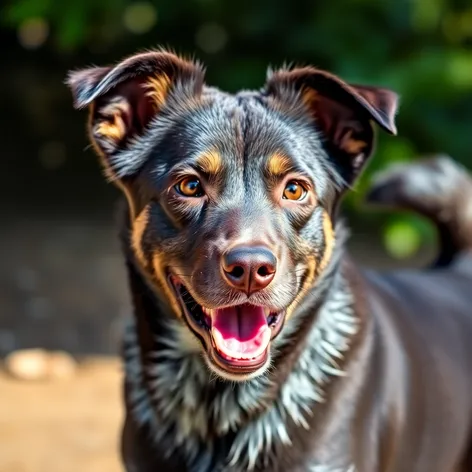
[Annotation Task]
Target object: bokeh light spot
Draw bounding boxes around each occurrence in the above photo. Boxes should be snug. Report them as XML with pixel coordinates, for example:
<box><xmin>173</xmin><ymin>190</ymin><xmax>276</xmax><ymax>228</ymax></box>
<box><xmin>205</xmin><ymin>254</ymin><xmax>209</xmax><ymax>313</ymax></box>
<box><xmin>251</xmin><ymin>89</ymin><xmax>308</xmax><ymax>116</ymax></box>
<box><xmin>18</xmin><ymin>18</ymin><xmax>49</xmax><ymax>49</ymax></box>
<box><xmin>123</xmin><ymin>3</ymin><xmax>158</xmax><ymax>34</ymax></box>
<box><xmin>383</xmin><ymin>220</ymin><xmax>421</xmax><ymax>260</ymax></box>
<box><xmin>195</xmin><ymin>22</ymin><xmax>228</xmax><ymax>54</ymax></box>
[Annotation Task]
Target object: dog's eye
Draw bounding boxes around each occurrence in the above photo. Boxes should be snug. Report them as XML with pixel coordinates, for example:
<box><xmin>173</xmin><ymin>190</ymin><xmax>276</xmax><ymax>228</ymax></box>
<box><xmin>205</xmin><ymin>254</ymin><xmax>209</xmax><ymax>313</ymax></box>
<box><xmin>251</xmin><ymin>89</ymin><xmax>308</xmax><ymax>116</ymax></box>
<box><xmin>175</xmin><ymin>177</ymin><xmax>204</xmax><ymax>197</ymax></box>
<box><xmin>283</xmin><ymin>180</ymin><xmax>306</xmax><ymax>201</ymax></box>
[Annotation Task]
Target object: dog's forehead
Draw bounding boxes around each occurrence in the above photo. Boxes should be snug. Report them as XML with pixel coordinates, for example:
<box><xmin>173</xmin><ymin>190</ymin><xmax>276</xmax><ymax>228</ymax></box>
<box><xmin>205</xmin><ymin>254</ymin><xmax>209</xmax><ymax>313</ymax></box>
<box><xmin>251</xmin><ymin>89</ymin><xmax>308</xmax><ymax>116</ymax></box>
<box><xmin>145</xmin><ymin>88</ymin><xmax>331</xmax><ymax>200</ymax></box>
<box><xmin>181</xmin><ymin>90</ymin><xmax>324</xmax><ymax>172</ymax></box>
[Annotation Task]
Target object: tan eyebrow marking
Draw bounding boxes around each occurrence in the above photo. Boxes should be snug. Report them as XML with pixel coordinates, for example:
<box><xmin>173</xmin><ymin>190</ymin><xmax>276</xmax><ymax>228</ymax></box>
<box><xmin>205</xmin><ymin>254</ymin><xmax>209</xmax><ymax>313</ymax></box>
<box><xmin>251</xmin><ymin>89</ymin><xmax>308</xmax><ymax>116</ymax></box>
<box><xmin>266</xmin><ymin>152</ymin><xmax>293</xmax><ymax>176</ymax></box>
<box><xmin>196</xmin><ymin>149</ymin><xmax>223</xmax><ymax>175</ymax></box>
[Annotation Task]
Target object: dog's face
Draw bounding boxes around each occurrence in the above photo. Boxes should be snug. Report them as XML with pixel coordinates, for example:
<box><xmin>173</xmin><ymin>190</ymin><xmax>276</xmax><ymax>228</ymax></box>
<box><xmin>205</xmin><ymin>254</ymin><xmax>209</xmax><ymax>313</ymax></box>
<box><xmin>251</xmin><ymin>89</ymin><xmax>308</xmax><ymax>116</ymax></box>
<box><xmin>68</xmin><ymin>51</ymin><xmax>397</xmax><ymax>381</ymax></box>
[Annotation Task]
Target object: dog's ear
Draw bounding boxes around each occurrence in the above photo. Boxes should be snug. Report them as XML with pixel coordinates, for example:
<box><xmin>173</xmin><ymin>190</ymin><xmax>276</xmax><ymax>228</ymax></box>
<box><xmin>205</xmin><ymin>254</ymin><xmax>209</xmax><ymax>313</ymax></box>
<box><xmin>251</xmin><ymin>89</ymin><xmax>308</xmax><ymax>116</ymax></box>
<box><xmin>66</xmin><ymin>51</ymin><xmax>205</xmax><ymax>180</ymax></box>
<box><xmin>265</xmin><ymin>67</ymin><xmax>398</xmax><ymax>184</ymax></box>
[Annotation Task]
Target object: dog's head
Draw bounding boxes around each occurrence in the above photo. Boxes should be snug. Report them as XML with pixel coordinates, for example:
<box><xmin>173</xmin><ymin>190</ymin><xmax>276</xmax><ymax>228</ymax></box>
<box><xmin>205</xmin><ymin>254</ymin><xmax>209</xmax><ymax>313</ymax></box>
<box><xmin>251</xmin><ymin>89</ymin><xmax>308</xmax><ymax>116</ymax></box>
<box><xmin>67</xmin><ymin>50</ymin><xmax>397</xmax><ymax>381</ymax></box>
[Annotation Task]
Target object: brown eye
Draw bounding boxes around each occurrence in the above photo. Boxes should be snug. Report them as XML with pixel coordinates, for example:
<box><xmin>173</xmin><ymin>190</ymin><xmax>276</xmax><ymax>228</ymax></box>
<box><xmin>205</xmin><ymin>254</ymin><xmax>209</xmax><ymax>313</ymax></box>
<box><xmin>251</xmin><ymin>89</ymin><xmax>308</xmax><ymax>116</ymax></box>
<box><xmin>175</xmin><ymin>177</ymin><xmax>204</xmax><ymax>197</ymax></box>
<box><xmin>283</xmin><ymin>180</ymin><xmax>306</xmax><ymax>201</ymax></box>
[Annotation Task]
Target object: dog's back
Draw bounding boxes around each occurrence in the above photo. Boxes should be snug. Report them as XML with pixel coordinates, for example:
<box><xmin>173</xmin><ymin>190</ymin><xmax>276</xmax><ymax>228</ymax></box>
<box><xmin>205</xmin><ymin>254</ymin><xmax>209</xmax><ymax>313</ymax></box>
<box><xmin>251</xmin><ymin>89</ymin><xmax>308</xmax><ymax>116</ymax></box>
<box><xmin>356</xmin><ymin>156</ymin><xmax>472</xmax><ymax>471</ymax></box>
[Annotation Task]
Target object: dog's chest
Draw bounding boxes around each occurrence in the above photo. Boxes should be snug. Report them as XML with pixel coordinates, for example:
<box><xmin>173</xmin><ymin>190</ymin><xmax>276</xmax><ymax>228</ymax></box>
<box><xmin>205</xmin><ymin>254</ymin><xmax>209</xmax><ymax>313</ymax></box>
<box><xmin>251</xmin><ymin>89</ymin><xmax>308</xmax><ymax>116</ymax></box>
<box><xmin>123</xmin><ymin>282</ymin><xmax>358</xmax><ymax>471</ymax></box>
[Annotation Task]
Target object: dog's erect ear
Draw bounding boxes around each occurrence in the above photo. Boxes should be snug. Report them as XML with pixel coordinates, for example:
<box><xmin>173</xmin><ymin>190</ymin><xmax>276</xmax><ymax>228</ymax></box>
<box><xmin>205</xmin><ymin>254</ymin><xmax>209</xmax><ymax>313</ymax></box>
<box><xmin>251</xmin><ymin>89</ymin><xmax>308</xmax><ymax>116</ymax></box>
<box><xmin>66</xmin><ymin>51</ymin><xmax>205</xmax><ymax>179</ymax></box>
<box><xmin>265</xmin><ymin>67</ymin><xmax>398</xmax><ymax>184</ymax></box>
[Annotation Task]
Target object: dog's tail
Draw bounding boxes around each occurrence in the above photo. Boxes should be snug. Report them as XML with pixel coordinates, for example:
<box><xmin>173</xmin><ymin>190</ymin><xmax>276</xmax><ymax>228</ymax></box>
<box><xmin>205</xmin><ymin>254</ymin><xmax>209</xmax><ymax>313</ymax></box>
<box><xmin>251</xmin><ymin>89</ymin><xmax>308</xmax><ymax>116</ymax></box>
<box><xmin>366</xmin><ymin>155</ymin><xmax>472</xmax><ymax>266</ymax></box>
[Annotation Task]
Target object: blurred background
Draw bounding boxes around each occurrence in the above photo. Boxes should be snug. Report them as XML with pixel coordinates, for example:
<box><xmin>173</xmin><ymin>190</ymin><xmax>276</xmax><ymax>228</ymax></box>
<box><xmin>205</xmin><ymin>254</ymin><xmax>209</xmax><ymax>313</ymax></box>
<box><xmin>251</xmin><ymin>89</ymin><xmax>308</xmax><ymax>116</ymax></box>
<box><xmin>0</xmin><ymin>0</ymin><xmax>471</xmax><ymax>471</ymax></box>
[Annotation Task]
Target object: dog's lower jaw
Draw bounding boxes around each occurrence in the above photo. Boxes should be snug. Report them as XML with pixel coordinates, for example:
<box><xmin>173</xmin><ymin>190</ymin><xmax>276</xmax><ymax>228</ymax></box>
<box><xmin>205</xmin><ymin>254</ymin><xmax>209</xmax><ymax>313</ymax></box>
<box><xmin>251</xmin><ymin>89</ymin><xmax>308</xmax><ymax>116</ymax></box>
<box><xmin>122</xmin><ymin>255</ymin><xmax>360</xmax><ymax>471</ymax></box>
<box><xmin>169</xmin><ymin>277</ymin><xmax>285</xmax><ymax>381</ymax></box>
<box><xmin>203</xmin><ymin>350</ymin><xmax>272</xmax><ymax>382</ymax></box>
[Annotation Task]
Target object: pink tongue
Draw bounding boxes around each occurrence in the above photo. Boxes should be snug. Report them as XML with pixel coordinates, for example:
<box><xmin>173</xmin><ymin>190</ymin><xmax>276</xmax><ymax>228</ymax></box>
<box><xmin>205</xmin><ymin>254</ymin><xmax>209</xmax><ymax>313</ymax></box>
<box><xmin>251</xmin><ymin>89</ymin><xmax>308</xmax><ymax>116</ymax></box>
<box><xmin>211</xmin><ymin>305</ymin><xmax>270</xmax><ymax>360</ymax></box>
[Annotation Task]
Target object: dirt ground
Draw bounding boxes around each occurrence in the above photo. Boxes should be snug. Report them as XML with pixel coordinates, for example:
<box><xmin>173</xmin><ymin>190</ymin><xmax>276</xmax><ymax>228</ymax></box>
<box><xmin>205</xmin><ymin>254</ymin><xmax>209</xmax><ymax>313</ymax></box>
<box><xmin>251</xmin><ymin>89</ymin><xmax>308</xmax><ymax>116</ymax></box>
<box><xmin>0</xmin><ymin>357</ymin><xmax>123</xmax><ymax>472</ymax></box>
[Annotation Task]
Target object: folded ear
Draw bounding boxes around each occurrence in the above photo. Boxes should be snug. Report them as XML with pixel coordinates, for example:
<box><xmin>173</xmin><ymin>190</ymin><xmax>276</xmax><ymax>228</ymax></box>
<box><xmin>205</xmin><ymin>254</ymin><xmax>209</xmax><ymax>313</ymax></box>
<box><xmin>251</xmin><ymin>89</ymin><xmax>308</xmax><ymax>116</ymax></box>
<box><xmin>66</xmin><ymin>51</ymin><xmax>205</xmax><ymax>180</ymax></box>
<box><xmin>265</xmin><ymin>67</ymin><xmax>399</xmax><ymax>185</ymax></box>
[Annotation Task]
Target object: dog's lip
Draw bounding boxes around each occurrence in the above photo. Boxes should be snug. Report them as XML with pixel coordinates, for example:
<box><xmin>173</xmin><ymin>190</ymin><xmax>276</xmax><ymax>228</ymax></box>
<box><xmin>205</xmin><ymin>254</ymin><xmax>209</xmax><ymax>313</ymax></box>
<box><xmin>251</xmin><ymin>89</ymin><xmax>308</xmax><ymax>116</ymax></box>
<box><xmin>168</xmin><ymin>274</ymin><xmax>285</xmax><ymax>375</ymax></box>
<box><xmin>210</xmin><ymin>337</ymin><xmax>269</xmax><ymax>372</ymax></box>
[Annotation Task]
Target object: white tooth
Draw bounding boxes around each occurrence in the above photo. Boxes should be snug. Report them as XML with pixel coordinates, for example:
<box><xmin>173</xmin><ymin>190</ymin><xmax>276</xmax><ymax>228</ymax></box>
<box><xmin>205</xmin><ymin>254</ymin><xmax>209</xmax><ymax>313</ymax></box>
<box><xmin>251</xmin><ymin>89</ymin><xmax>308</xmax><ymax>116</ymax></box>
<box><xmin>211</xmin><ymin>327</ymin><xmax>222</xmax><ymax>342</ymax></box>
<box><xmin>264</xmin><ymin>307</ymin><xmax>271</xmax><ymax>317</ymax></box>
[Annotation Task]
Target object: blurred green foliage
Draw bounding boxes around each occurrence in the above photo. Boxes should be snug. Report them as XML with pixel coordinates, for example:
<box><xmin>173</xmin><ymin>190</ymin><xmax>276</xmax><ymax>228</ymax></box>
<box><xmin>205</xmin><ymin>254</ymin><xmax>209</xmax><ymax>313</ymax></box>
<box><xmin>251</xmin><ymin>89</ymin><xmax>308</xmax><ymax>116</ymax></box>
<box><xmin>2</xmin><ymin>0</ymin><xmax>472</xmax><ymax>258</ymax></box>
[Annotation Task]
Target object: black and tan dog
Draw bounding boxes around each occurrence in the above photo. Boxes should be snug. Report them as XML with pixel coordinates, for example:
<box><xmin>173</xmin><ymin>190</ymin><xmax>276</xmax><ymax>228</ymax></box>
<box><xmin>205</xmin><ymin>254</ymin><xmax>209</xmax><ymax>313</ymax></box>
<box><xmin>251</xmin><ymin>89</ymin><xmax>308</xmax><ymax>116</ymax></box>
<box><xmin>67</xmin><ymin>50</ymin><xmax>472</xmax><ymax>472</ymax></box>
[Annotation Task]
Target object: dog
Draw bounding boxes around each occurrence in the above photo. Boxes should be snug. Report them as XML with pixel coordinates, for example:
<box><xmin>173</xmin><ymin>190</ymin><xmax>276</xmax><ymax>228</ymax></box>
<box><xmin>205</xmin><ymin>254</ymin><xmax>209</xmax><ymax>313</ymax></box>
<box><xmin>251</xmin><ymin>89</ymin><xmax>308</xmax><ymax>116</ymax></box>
<box><xmin>67</xmin><ymin>49</ymin><xmax>472</xmax><ymax>472</ymax></box>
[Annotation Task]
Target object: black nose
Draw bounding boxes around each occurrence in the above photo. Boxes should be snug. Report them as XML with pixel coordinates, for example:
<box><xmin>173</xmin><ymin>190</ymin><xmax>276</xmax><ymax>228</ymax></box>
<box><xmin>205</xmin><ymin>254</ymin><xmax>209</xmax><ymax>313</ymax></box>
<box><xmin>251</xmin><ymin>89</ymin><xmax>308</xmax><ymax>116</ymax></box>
<box><xmin>221</xmin><ymin>246</ymin><xmax>277</xmax><ymax>295</ymax></box>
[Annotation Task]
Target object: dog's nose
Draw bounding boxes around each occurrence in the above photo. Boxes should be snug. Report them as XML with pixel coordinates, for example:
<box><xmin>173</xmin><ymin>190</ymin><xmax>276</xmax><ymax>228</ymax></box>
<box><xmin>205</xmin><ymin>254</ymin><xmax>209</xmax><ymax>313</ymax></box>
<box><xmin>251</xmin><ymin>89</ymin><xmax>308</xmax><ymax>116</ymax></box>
<box><xmin>221</xmin><ymin>246</ymin><xmax>277</xmax><ymax>295</ymax></box>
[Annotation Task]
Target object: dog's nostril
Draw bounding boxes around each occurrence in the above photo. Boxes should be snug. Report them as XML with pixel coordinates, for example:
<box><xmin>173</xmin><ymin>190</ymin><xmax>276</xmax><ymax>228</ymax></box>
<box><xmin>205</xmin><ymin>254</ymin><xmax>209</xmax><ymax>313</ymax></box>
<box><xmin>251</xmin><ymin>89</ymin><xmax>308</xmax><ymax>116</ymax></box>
<box><xmin>229</xmin><ymin>266</ymin><xmax>244</xmax><ymax>279</ymax></box>
<box><xmin>257</xmin><ymin>265</ymin><xmax>271</xmax><ymax>277</ymax></box>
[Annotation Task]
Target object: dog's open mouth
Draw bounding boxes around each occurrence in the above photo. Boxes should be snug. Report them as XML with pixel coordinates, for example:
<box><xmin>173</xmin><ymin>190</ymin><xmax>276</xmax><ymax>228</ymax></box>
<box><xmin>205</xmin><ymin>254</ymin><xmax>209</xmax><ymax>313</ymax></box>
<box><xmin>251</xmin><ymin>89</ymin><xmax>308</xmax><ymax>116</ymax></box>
<box><xmin>170</xmin><ymin>276</ymin><xmax>284</xmax><ymax>375</ymax></box>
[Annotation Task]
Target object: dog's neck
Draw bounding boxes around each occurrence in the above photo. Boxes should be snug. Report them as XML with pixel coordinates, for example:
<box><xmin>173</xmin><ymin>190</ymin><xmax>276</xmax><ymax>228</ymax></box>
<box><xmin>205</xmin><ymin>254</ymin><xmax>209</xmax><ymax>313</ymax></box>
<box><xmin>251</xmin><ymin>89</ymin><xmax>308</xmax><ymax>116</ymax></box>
<box><xmin>122</xmin><ymin>228</ymin><xmax>365</xmax><ymax>471</ymax></box>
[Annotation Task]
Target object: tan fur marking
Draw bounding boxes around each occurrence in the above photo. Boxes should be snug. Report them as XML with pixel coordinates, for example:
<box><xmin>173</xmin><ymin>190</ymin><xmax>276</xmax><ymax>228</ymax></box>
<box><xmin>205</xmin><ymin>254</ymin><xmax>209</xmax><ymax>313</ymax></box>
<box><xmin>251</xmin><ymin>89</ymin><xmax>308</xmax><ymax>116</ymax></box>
<box><xmin>133</xmin><ymin>206</ymin><xmax>181</xmax><ymax>318</ymax></box>
<box><xmin>287</xmin><ymin>211</ymin><xmax>335</xmax><ymax>319</ymax></box>
<box><xmin>300</xmin><ymin>256</ymin><xmax>317</xmax><ymax>301</ymax></box>
<box><xmin>341</xmin><ymin>129</ymin><xmax>367</xmax><ymax>155</ymax></box>
<box><xmin>267</xmin><ymin>152</ymin><xmax>292</xmax><ymax>176</ymax></box>
<box><xmin>196</xmin><ymin>149</ymin><xmax>223</xmax><ymax>175</ymax></box>
<box><xmin>286</xmin><ymin>302</ymin><xmax>296</xmax><ymax>321</ymax></box>
<box><xmin>94</xmin><ymin>99</ymin><xmax>131</xmax><ymax>144</ymax></box>
<box><xmin>88</xmin><ymin>102</ymin><xmax>108</xmax><ymax>162</ymax></box>
<box><xmin>152</xmin><ymin>253</ymin><xmax>182</xmax><ymax>317</ymax></box>
<box><xmin>145</xmin><ymin>73</ymin><xmax>171</xmax><ymax>109</ymax></box>
<box><xmin>95</xmin><ymin>119</ymin><xmax>125</xmax><ymax>141</ymax></box>
<box><xmin>301</xmin><ymin>87</ymin><xmax>319</xmax><ymax>109</ymax></box>
<box><xmin>286</xmin><ymin>255</ymin><xmax>317</xmax><ymax>321</ymax></box>
<box><xmin>319</xmin><ymin>210</ymin><xmax>335</xmax><ymax>273</ymax></box>
<box><xmin>132</xmin><ymin>206</ymin><xmax>150</xmax><ymax>266</ymax></box>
